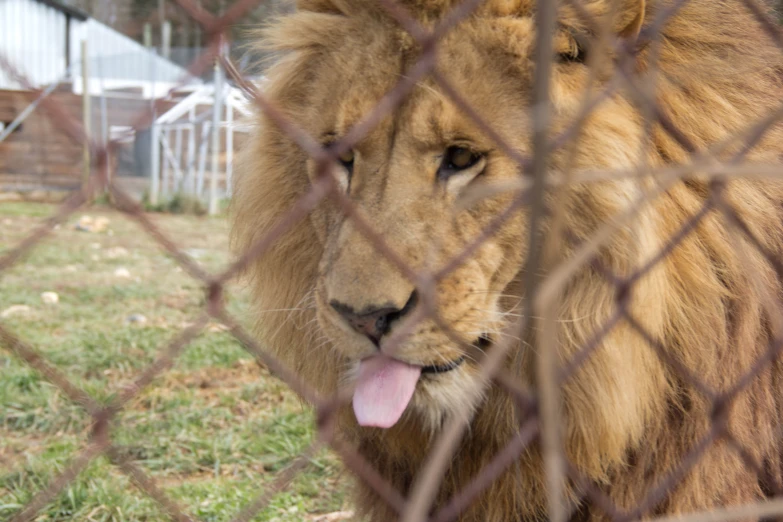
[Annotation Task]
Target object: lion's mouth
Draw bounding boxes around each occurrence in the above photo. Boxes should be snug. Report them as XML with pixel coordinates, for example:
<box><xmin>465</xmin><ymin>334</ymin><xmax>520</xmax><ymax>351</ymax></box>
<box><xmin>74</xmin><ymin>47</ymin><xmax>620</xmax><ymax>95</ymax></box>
<box><xmin>352</xmin><ymin>334</ymin><xmax>493</xmax><ymax>428</ymax></box>
<box><xmin>420</xmin><ymin>334</ymin><xmax>491</xmax><ymax>374</ymax></box>
<box><xmin>421</xmin><ymin>357</ymin><xmax>465</xmax><ymax>374</ymax></box>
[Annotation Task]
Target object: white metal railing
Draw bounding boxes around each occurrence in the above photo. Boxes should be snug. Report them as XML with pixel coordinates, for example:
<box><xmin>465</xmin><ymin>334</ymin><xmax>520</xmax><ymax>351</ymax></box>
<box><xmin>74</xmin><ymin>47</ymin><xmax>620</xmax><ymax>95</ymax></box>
<box><xmin>148</xmin><ymin>76</ymin><xmax>254</xmax><ymax>212</ymax></box>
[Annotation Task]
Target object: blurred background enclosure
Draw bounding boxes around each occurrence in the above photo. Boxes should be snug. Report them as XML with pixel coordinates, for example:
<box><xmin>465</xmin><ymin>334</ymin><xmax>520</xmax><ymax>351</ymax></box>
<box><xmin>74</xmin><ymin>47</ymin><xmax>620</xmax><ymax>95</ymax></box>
<box><xmin>0</xmin><ymin>0</ymin><xmax>294</xmax><ymax>211</ymax></box>
<box><xmin>1</xmin><ymin>0</ymin><xmax>780</xmax><ymax>207</ymax></box>
<box><xmin>64</xmin><ymin>0</ymin><xmax>294</xmax><ymax>68</ymax></box>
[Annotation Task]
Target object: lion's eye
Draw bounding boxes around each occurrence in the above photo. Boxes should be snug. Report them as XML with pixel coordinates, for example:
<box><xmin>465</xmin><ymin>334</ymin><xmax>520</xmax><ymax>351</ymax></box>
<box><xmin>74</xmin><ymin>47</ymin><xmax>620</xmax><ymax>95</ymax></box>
<box><xmin>338</xmin><ymin>149</ymin><xmax>354</xmax><ymax>166</ymax></box>
<box><xmin>337</xmin><ymin>149</ymin><xmax>355</xmax><ymax>172</ymax></box>
<box><xmin>322</xmin><ymin>141</ymin><xmax>355</xmax><ymax>190</ymax></box>
<box><xmin>438</xmin><ymin>146</ymin><xmax>483</xmax><ymax>180</ymax></box>
<box><xmin>557</xmin><ymin>36</ymin><xmax>587</xmax><ymax>64</ymax></box>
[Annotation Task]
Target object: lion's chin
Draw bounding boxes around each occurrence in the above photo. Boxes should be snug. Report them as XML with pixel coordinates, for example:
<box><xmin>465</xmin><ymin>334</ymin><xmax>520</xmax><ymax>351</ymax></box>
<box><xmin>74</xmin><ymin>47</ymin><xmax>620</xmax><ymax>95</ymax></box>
<box><xmin>409</xmin><ymin>366</ymin><xmax>488</xmax><ymax>432</ymax></box>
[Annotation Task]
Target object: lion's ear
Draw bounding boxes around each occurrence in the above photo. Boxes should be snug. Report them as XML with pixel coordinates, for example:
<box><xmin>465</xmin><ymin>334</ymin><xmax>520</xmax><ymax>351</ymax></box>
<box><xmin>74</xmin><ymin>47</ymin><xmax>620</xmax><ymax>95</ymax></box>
<box><xmin>560</xmin><ymin>0</ymin><xmax>646</xmax><ymax>39</ymax></box>
<box><xmin>613</xmin><ymin>0</ymin><xmax>645</xmax><ymax>39</ymax></box>
<box><xmin>296</xmin><ymin>0</ymin><xmax>350</xmax><ymax>15</ymax></box>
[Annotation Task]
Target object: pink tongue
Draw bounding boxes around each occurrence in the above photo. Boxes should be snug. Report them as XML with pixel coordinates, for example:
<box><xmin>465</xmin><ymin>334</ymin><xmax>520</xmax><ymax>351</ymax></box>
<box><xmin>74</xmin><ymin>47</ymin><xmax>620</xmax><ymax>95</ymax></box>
<box><xmin>352</xmin><ymin>355</ymin><xmax>422</xmax><ymax>429</ymax></box>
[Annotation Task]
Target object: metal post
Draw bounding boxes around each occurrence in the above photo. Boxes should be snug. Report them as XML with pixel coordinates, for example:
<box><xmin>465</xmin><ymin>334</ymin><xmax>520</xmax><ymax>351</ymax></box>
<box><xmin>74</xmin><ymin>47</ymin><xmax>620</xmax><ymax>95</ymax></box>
<box><xmin>150</xmin><ymin>123</ymin><xmax>160</xmax><ymax>205</ymax></box>
<box><xmin>197</xmin><ymin>121</ymin><xmax>210</xmax><ymax>196</ymax></box>
<box><xmin>225</xmin><ymin>91</ymin><xmax>234</xmax><ymax>197</ymax></box>
<box><xmin>161</xmin><ymin>131</ymin><xmax>184</xmax><ymax>183</ymax></box>
<box><xmin>158</xmin><ymin>0</ymin><xmax>166</xmax><ymax>38</ymax></box>
<box><xmin>194</xmin><ymin>1</ymin><xmax>202</xmax><ymax>52</ymax></box>
<box><xmin>181</xmin><ymin>22</ymin><xmax>191</xmax><ymax>64</ymax></box>
<box><xmin>81</xmin><ymin>40</ymin><xmax>91</xmax><ymax>191</ymax></box>
<box><xmin>162</xmin><ymin>127</ymin><xmax>171</xmax><ymax>197</ymax></box>
<box><xmin>208</xmin><ymin>43</ymin><xmax>225</xmax><ymax>215</ymax></box>
<box><xmin>99</xmin><ymin>79</ymin><xmax>108</xmax><ymax>147</ymax></box>
<box><xmin>98</xmin><ymin>59</ymin><xmax>109</xmax><ymax>185</ymax></box>
<box><xmin>186</xmin><ymin>107</ymin><xmax>196</xmax><ymax>195</ymax></box>
<box><xmin>174</xmin><ymin>125</ymin><xmax>183</xmax><ymax>191</ymax></box>
<box><xmin>143</xmin><ymin>23</ymin><xmax>153</xmax><ymax>49</ymax></box>
<box><xmin>162</xmin><ymin>21</ymin><xmax>172</xmax><ymax>60</ymax></box>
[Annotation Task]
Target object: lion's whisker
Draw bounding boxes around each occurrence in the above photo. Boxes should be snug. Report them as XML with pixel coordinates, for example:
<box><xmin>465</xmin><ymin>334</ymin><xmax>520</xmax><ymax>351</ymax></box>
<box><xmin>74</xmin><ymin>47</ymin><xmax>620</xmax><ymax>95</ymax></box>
<box><xmin>257</xmin><ymin>306</ymin><xmax>317</xmax><ymax>313</ymax></box>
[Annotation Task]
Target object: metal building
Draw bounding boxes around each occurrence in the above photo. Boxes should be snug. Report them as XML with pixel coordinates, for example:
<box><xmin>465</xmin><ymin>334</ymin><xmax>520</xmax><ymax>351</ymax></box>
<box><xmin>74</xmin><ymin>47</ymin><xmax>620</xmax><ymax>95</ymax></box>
<box><xmin>0</xmin><ymin>0</ymin><xmax>199</xmax><ymax>97</ymax></box>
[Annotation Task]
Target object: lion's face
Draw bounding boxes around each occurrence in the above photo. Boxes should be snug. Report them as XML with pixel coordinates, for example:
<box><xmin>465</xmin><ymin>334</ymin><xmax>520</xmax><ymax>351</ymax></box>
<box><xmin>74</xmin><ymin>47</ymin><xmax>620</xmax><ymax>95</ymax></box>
<box><xmin>291</xmin><ymin>11</ymin><xmax>645</xmax><ymax>430</ymax></box>
<box><xmin>231</xmin><ymin>0</ymin><xmax>783</xmax><ymax>517</ymax></box>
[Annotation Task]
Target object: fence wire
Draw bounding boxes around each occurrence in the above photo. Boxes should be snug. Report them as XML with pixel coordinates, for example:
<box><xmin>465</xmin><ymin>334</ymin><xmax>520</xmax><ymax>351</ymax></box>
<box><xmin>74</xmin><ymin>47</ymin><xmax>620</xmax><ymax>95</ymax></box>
<box><xmin>2</xmin><ymin>0</ymin><xmax>783</xmax><ymax>521</ymax></box>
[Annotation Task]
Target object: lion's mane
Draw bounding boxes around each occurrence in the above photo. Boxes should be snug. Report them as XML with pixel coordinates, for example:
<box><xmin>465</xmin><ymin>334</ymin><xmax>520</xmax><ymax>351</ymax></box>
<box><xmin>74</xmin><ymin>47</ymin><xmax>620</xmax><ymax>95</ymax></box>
<box><xmin>231</xmin><ymin>0</ymin><xmax>783</xmax><ymax>520</ymax></box>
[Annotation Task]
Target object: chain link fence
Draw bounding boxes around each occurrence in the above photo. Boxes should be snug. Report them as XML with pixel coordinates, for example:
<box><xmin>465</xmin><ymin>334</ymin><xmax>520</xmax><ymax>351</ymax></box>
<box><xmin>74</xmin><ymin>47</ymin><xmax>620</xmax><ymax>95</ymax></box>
<box><xmin>2</xmin><ymin>0</ymin><xmax>783</xmax><ymax>521</ymax></box>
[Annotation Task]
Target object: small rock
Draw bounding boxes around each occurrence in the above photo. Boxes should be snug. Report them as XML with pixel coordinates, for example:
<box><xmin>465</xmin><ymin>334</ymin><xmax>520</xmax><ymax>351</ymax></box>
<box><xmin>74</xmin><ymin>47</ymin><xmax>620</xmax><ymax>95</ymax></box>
<box><xmin>41</xmin><ymin>292</ymin><xmax>59</xmax><ymax>305</ymax></box>
<box><xmin>207</xmin><ymin>322</ymin><xmax>229</xmax><ymax>333</ymax></box>
<box><xmin>93</xmin><ymin>216</ymin><xmax>110</xmax><ymax>233</ymax></box>
<box><xmin>91</xmin><ymin>254</ymin><xmax>100</xmax><ymax>261</ymax></box>
<box><xmin>1</xmin><ymin>305</ymin><xmax>32</xmax><ymax>318</ymax></box>
<box><xmin>75</xmin><ymin>215</ymin><xmax>110</xmax><ymax>233</ymax></box>
<box><xmin>114</xmin><ymin>267</ymin><xmax>131</xmax><ymax>278</ymax></box>
<box><xmin>75</xmin><ymin>215</ymin><xmax>94</xmax><ymax>232</ymax></box>
<box><xmin>64</xmin><ymin>265</ymin><xmax>79</xmax><ymax>273</ymax></box>
<box><xmin>106</xmin><ymin>246</ymin><xmax>129</xmax><ymax>259</ymax></box>
<box><xmin>184</xmin><ymin>248</ymin><xmax>207</xmax><ymax>259</ymax></box>
<box><xmin>2</xmin><ymin>218</ymin><xmax>12</xmax><ymax>226</ymax></box>
<box><xmin>126</xmin><ymin>314</ymin><xmax>147</xmax><ymax>325</ymax></box>
<box><xmin>89</xmin><ymin>242</ymin><xmax>101</xmax><ymax>250</ymax></box>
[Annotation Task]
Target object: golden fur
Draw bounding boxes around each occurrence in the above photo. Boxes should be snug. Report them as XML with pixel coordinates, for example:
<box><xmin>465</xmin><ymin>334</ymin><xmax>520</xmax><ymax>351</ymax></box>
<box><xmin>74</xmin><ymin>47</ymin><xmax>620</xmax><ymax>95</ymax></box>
<box><xmin>231</xmin><ymin>0</ymin><xmax>783</xmax><ymax>520</ymax></box>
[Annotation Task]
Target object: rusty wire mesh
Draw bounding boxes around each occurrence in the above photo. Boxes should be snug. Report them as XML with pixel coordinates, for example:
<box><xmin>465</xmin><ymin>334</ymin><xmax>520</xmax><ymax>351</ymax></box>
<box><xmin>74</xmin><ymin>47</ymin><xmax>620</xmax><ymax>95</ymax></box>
<box><xmin>2</xmin><ymin>0</ymin><xmax>783</xmax><ymax>521</ymax></box>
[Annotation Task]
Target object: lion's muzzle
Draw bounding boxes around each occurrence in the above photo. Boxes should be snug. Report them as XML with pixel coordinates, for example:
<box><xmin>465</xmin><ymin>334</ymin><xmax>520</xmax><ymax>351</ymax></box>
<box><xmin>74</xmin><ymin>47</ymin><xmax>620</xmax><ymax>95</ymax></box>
<box><xmin>330</xmin><ymin>290</ymin><xmax>418</xmax><ymax>346</ymax></box>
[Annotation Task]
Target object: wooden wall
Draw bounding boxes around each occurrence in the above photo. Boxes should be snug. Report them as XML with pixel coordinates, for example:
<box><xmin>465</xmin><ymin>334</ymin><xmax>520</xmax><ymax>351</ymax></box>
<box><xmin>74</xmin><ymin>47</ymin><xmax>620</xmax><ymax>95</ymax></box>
<box><xmin>0</xmin><ymin>88</ymin><xmax>174</xmax><ymax>192</ymax></box>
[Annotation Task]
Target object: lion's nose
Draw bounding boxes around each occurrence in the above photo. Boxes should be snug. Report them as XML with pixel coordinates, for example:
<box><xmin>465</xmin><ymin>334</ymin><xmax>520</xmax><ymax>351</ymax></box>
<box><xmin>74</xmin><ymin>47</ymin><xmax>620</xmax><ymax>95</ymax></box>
<box><xmin>330</xmin><ymin>291</ymin><xmax>418</xmax><ymax>346</ymax></box>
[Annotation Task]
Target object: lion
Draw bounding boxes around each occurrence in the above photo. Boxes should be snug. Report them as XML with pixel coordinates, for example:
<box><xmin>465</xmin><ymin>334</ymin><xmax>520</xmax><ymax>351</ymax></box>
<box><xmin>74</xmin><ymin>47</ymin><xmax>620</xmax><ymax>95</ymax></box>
<box><xmin>231</xmin><ymin>0</ymin><xmax>783</xmax><ymax>520</ymax></box>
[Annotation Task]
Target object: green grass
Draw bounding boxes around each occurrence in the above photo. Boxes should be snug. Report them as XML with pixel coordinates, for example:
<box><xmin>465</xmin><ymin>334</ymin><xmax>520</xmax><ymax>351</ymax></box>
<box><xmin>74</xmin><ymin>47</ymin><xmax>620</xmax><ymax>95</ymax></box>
<box><xmin>0</xmin><ymin>203</ymin><xmax>350</xmax><ymax>521</ymax></box>
<box><xmin>0</xmin><ymin>202</ymin><xmax>55</xmax><ymax>218</ymax></box>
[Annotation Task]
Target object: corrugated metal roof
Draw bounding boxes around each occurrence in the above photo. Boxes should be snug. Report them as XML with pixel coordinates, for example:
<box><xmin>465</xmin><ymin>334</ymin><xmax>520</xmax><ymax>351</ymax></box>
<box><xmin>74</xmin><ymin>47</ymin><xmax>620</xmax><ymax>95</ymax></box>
<box><xmin>0</xmin><ymin>0</ymin><xmax>201</xmax><ymax>94</ymax></box>
<box><xmin>33</xmin><ymin>0</ymin><xmax>87</xmax><ymax>20</ymax></box>
<box><xmin>73</xmin><ymin>19</ymin><xmax>199</xmax><ymax>84</ymax></box>
<box><xmin>0</xmin><ymin>0</ymin><xmax>71</xmax><ymax>88</ymax></box>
